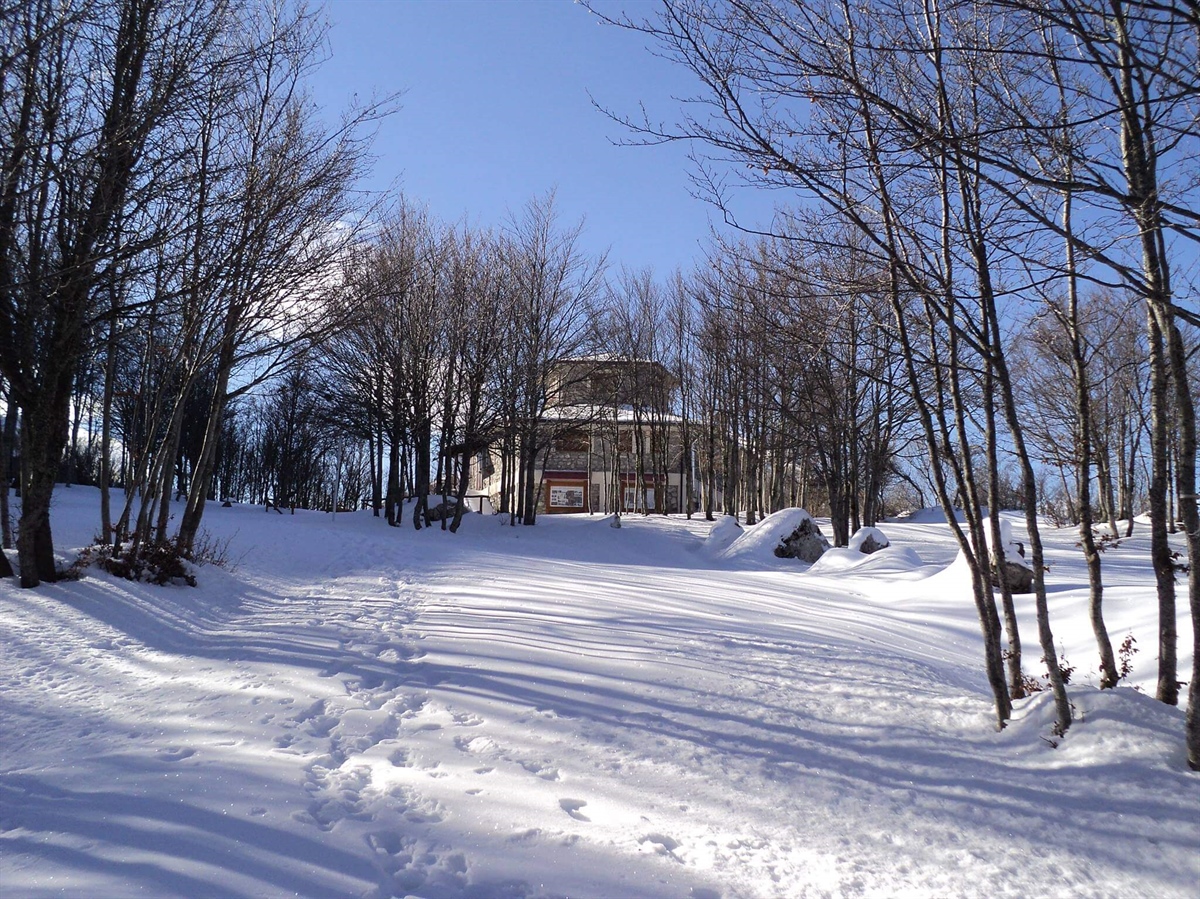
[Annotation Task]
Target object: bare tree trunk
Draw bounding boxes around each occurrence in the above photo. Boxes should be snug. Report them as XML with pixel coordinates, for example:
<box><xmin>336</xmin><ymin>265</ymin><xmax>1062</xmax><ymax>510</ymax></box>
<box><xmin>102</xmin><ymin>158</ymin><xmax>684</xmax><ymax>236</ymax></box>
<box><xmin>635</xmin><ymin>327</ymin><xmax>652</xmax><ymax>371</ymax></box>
<box><xmin>985</xmin><ymin>361</ymin><xmax>1023</xmax><ymax>699</ymax></box>
<box><xmin>520</xmin><ymin>425</ymin><xmax>539</xmax><ymax>526</ymax></box>
<box><xmin>1147</xmin><ymin>314</ymin><xmax>1178</xmax><ymax>705</ymax></box>
<box><xmin>1053</xmin><ymin>163</ymin><xmax>1119</xmax><ymax>687</ymax></box>
<box><xmin>0</xmin><ymin>380</ymin><xmax>12</xmax><ymax>576</ymax></box>
<box><xmin>0</xmin><ymin>385</ymin><xmax>14</xmax><ymax>551</ymax></box>
<box><xmin>499</xmin><ymin>425</ymin><xmax>512</xmax><ymax>517</ymax></box>
<box><xmin>704</xmin><ymin>398</ymin><xmax>716</xmax><ymax>521</ymax></box>
<box><xmin>1163</xmin><ymin>315</ymin><xmax>1200</xmax><ymax>764</ymax></box>
<box><xmin>412</xmin><ymin>417</ymin><xmax>432</xmax><ymax>530</ymax></box>
<box><xmin>987</xmin><ymin>288</ymin><xmax>1073</xmax><ymax>730</ymax></box>
<box><xmin>371</xmin><ymin>381</ymin><xmax>384</xmax><ymax>516</ymax></box>
<box><xmin>17</xmin><ymin>382</ymin><xmax>68</xmax><ymax>585</ymax></box>
<box><xmin>99</xmin><ymin>300</ymin><xmax>120</xmax><ymax>544</ymax></box>
<box><xmin>176</xmin><ymin>341</ymin><xmax>232</xmax><ymax>553</ymax></box>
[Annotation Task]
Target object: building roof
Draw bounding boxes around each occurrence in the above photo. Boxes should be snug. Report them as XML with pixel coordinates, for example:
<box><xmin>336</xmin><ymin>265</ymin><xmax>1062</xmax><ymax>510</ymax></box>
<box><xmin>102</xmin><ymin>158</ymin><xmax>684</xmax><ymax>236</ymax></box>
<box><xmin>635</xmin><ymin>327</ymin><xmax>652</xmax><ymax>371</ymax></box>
<box><xmin>542</xmin><ymin>404</ymin><xmax>684</xmax><ymax>424</ymax></box>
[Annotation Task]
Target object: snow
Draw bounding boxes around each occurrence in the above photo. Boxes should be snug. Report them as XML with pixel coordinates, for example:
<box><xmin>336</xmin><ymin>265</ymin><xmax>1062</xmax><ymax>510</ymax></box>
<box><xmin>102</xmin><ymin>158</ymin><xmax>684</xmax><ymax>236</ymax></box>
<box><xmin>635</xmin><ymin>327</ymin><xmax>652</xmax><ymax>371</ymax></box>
<box><xmin>847</xmin><ymin>526</ymin><xmax>889</xmax><ymax>553</ymax></box>
<box><xmin>702</xmin><ymin>514</ymin><xmax>742</xmax><ymax>555</ymax></box>
<box><xmin>1</xmin><ymin>487</ymin><xmax>1197</xmax><ymax>898</ymax></box>
<box><xmin>981</xmin><ymin>516</ymin><xmax>1031</xmax><ymax>566</ymax></box>
<box><xmin>806</xmin><ymin>545</ymin><xmax>932</xmax><ymax>578</ymax></box>
<box><xmin>896</xmin><ymin>507</ymin><xmax>987</xmax><ymax>524</ymax></box>
<box><xmin>541</xmin><ymin>404</ymin><xmax>684</xmax><ymax>424</ymax></box>
<box><xmin>712</xmin><ymin>507</ymin><xmax>820</xmax><ymax>565</ymax></box>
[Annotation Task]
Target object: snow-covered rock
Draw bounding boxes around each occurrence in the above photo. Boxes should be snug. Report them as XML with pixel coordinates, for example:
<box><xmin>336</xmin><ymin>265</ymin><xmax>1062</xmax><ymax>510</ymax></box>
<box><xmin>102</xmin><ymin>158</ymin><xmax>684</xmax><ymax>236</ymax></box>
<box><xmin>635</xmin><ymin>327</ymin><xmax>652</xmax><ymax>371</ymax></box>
<box><xmin>807</xmin><ymin>544</ymin><xmax>929</xmax><ymax>578</ymax></box>
<box><xmin>774</xmin><ymin>514</ymin><xmax>831</xmax><ymax>563</ymax></box>
<box><xmin>714</xmin><ymin>508</ymin><xmax>829</xmax><ymax>563</ymax></box>
<box><xmin>703</xmin><ymin>514</ymin><xmax>742</xmax><ymax>554</ymax></box>
<box><xmin>848</xmin><ymin>526</ymin><xmax>890</xmax><ymax>554</ymax></box>
<box><xmin>986</xmin><ymin>516</ymin><xmax>1034</xmax><ymax>593</ymax></box>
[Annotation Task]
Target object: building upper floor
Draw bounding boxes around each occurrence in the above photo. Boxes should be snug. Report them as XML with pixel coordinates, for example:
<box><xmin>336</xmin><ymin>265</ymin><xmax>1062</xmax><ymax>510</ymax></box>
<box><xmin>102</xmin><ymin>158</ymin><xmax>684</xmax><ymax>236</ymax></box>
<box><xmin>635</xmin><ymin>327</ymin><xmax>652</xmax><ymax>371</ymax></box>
<box><xmin>547</xmin><ymin>355</ymin><xmax>678</xmax><ymax>410</ymax></box>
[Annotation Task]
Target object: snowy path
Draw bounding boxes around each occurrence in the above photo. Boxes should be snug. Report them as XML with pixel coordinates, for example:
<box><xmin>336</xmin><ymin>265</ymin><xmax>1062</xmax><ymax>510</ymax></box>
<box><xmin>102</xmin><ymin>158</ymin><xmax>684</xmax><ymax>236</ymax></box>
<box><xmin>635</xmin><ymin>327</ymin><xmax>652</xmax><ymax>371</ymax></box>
<box><xmin>2</xmin><ymin>491</ymin><xmax>1198</xmax><ymax>898</ymax></box>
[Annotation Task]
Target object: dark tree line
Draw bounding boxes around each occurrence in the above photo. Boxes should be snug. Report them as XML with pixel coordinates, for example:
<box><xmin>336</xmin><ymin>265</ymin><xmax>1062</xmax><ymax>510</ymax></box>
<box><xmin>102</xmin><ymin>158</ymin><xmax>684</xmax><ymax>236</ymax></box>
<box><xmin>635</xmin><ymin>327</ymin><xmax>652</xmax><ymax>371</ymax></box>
<box><xmin>0</xmin><ymin>0</ymin><xmax>387</xmax><ymax>584</ymax></box>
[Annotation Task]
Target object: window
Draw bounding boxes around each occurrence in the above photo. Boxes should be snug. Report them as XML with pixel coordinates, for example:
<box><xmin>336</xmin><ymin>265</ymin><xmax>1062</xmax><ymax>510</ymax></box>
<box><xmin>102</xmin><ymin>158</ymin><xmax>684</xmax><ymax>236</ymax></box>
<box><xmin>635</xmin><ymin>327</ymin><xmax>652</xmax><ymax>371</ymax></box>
<box><xmin>591</xmin><ymin>373</ymin><xmax>621</xmax><ymax>402</ymax></box>
<box><xmin>624</xmin><ymin>486</ymin><xmax>655</xmax><ymax>511</ymax></box>
<box><xmin>477</xmin><ymin>451</ymin><xmax>494</xmax><ymax>477</ymax></box>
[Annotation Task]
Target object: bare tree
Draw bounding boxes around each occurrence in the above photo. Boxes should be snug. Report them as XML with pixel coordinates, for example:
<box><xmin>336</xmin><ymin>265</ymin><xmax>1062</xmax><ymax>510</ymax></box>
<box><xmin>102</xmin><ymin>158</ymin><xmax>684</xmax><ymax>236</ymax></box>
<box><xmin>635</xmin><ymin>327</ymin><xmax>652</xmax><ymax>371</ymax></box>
<box><xmin>667</xmin><ymin>271</ymin><xmax>699</xmax><ymax>517</ymax></box>
<box><xmin>600</xmin><ymin>0</ymin><xmax>1198</xmax><ymax>750</ymax></box>
<box><xmin>447</xmin><ymin>229</ymin><xmax>507</xmax><ymax>533</ymax></box>
<box><xmin>0</xmin><ymin>375</ymin><xmax>11</xmax><ymax>576</ymax></box>
<box><xmin>0</xmin><ymin>0</ymin><xmax>226</xmax><ymax>585</ymax></box>
<box><xmin>173</xmin><ymin>0</ymin><xmax>385</xmax><ymax>553</ymax></box>
<box><xmin>595</xmin><ymin>0</ymin><xmax>1087</xmax><ymax>729</ymax></box>
<box><xmin>506</xmin><ymin>191</ymin><xmax>606</xmax><ymax>525</ymax></box>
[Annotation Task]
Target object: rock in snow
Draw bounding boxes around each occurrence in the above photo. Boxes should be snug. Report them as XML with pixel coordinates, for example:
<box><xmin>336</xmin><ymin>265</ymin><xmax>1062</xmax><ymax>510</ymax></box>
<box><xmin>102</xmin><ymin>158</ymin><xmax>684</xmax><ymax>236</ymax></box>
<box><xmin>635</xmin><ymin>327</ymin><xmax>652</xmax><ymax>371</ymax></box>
<box><xmin>773</xmin><ymin>512</ymin><xmax>831</xmax><ymax>562</ymax></box>
<box><xmin>986</xmin><ymin>516</ymin><xmax>1035</xmax><ymax>593</ymax></box>
<box><xmin>849</xmin><ymin>526</ymin><xmax>890</xmax><ymax>554</ymax></box>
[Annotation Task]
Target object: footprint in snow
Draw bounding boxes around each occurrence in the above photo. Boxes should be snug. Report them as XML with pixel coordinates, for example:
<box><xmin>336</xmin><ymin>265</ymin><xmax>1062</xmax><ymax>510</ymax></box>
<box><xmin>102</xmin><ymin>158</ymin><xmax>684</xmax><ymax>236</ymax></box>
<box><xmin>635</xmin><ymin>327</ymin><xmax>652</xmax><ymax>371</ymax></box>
<box><xmin>509</xmin><ymin>828</ymin><xmax>543</xmax><ymax>843</ymax></box>
<box><xmin>156</xmin><ymin>746</ymin><xmax>195</xmax><ymax>762</ymax></box>
<box><xmin>356</xmin><ymin>671</ymin><xmax>398</xmax><ymax>691</ymax></box>
<box><xmin>559</xmin><ymin>798</ymin><xmax>590</xmax><ymax>822</ymax></box>
<box><xmin>519</xmin><ymin>760</ymin><xmax>560</xmax><ymax>781</ymax></box>
<box><xmin>292</xmin><ymin>699</ymin><xmax>326</xmax><ymax>722</ymax></box>
<box><xmin>307</xmin><ymin>715</ymin><xmax>339</xmax><ymax>737</ymax></box>
<box><xmin>639</xmin><ymin>833</ymin><xmax>682</xmax><ymax>860</ymax></box>
<box><xmin>454</xmin><ymin>735</ymin><xmax>495</xmax><ymax>753</ymax></box>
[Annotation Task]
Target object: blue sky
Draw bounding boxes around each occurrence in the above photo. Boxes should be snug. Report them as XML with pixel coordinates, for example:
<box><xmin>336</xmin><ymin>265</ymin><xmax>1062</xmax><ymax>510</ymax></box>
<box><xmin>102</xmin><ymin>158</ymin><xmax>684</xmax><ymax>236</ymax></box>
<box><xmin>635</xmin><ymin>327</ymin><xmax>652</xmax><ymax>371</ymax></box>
<box><xmin>311</xmin><ymin>0</ymin><xmax>772</xmax><ymax>276</ymax></box>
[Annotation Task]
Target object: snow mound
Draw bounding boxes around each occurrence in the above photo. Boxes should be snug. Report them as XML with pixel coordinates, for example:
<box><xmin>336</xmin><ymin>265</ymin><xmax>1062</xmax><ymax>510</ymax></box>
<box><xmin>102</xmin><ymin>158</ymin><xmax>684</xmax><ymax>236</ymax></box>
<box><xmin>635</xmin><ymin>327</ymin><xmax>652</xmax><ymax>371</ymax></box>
<box><xmin>985</xmin><ymin>516</ymin><xmax>1030</xmax><ymax>565</ymax></box>
<box><xmin>848</xmin><ymin>526</ymin><xmax>889</xmax><ymax>553</ymax></box>
<box><xmin>703</xmin><ymin>515</ymin><xmax>743</xmax><ymax>554</ymax></box>
<box><xmin>807</xmin><ymin>545</ymin><xmax>928</xmax><ymax>578</ymax></box>
<box><xmin>717</xmin><ymin>508</ymin><xmax>821</xmax><ymax>563</ymax></box>
<box><xmin>942</xmin><ymin>516</ymin><xmax>1031</xmax><ymax>570</ymax></box>
<box><xmin>895</xmin><ymin>507</ymin><xmax>990</xmax><ymax>524</ymax></box>
<box><xmin>1001</xmin><ymin>686</ymin><xmax>1189</xmax><ymax>770</ymax></box>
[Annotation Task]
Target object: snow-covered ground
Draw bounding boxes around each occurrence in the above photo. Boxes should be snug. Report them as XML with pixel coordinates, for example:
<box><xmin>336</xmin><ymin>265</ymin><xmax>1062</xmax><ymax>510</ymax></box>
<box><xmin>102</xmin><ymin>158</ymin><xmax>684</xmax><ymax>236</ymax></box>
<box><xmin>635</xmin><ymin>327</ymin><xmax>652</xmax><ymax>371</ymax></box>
<box><xmin>1</xmin><ymin>487</ymin><xmax>1196</xmax><ymax>898</ymax></box>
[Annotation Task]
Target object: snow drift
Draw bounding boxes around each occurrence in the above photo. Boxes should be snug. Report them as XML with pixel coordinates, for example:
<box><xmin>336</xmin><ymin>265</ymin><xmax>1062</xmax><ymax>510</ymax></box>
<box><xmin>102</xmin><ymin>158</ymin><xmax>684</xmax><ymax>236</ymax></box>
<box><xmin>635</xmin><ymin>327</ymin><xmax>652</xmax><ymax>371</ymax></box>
<box><xmin>0</xmin><ymin>488</ymin><xmax>1195</xmax><ymax>899</ymax></box>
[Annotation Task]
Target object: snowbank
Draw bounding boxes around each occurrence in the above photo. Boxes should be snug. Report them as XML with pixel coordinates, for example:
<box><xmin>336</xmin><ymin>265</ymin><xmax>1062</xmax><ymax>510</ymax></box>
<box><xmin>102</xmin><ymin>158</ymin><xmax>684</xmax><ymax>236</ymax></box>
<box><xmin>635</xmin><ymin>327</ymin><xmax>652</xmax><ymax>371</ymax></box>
<box><xmin>984</xmin><ymin>515</ymin><xmax>1031</xmax><ymax>565</ymax></box>
<box><xmin>0</xmin><ymin>487</ymin><xmax>1194</xmax><ymax>899</ymax></box>
<box><xmin>894</xmin><ymin>506</ymin><xmax>990</xmax><ymax>524</ymax></box>
<box><xmin>848</xmin><ymin>525</ymin><xmax>889</xmax><ymax>553</ymax></box>
<box><xmin>701</xmin><ymin>514</ymin><xmax>742</xmax><ymax>555</ymax></box>
<box><xmin>807</xmin><ymin>544</ymin><xmax>929</xmax><ymax>578</ymax></box>
<box><xmin>715</xmin><ymin>507</ymin><xmax>822</xmax><ymax>563</ymax></box>
<box><xmin>933</xmin><ymin>515</ymin><xmax>1033</xmax><ymax>582</ymax></box>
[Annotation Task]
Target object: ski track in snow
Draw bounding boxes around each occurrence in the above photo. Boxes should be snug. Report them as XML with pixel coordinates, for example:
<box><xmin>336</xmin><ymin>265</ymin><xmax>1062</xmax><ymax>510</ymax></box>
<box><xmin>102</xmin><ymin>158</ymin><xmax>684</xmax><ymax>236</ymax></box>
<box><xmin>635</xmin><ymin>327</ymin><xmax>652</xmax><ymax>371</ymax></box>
<box><xmin>1</xmin><ymin>489</ymin><xmax>1197</xmax><ymax>898</ymax></box>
